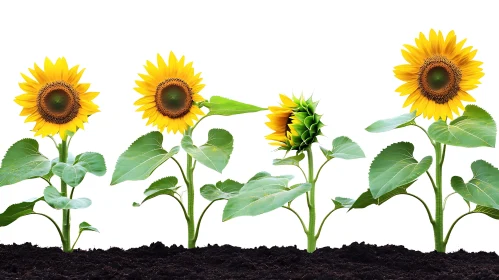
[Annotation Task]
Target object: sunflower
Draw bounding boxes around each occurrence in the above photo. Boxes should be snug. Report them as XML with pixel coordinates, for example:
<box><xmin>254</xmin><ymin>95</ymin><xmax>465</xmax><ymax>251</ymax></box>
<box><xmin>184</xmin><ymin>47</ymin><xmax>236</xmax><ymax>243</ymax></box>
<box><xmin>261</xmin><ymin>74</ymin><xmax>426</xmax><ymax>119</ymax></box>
<box><xmin>134</xmin><ymin>52</ymin><xmax>205</xmax><ymax>134</ymax></box>
<box><xmin>14</xmin><ymin>57</ymin><xmax>99</xmax><ymax>140</ymax></box>
<box><xmin>265</xmin><ymin>94</ymin><xmax>324</xmax><ymax>152</ymax></box>
<box><xmin>394</xmin><ymin>29</ymin><xmax>484</xmax><ymax>120</ymax></box>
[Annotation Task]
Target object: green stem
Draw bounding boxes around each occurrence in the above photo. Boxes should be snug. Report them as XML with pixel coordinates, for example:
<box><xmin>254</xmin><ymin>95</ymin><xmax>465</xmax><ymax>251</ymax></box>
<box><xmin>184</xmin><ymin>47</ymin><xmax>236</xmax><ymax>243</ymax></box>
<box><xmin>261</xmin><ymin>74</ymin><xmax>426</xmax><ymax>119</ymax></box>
<box><xmin>31</xmin><ymin>213</ymin><xmax>64</xmax><ymax>247</ymax></box>
<box><xmin>443</xmin><ymin>192</ymin><xmax>457</xmax><ymax>211</ymax></box>
<box><xmin>59</xmin><ymin>140</ymin><xmax>71</xmax><ymax>252</ymax></box>
<box><xmin>172</xmin><ymin>157</ymin><xmax>189</xmax><ymax>186</ymax></box>
<box><xmin>282</xmin><ymin>206</ymin><xmax>308</xmax><ymax>234</ymax></box>
<box><xmin>306</xmin><ymin>146</ymin><xmax>316</xmax><ymax>253</ymax></box>
<box><xmin>40</xmin><ymin>177</ymin><xmax>53</xmax><ymax>186</ymax></box>
<box><xmin>434</xmin><ymin>142</ymin><xmax>445</xmax><ymax>252</ymax></box>
<box><xmin>71</xmin><ymin>231</ymin><xmax>82</xmax><ymax>251</ymax></box>
<box><xmin>298</xmin><ymin>166</ymin><xmax>308</xmax><ymax>182</ymax></box>
<box><xmin>185</xmin><ymin>128</ymin><xmax>196</xmax><ymax>249</ymax></box>
<box><xmin>315</xmin><ymin>208</ymin><xmax>338</xmax><ymax>241</ymax></box>
<box><xmin>403</xmin><ymin>193</ymin><xmax>434</xmax><ymax>225</ymax></box>
<box><xmin>426</xmin><ymin>171</ymin><xmax>437</xmax><ymax>192</ymax></box>
<box><xmin>443</xmin><ymin>212</ymin><xmax>473</xmax><ymax>247</ymax></box>
<box><xmin>413</xmin><ymin>124</ymin><xmax>435</xmax><ymax>147</ymax></box>
<box><xmin>314</xmin><ymin>159</ymin><xmax>331</xmax><ymax>183</ymax></box>
<box><xmin>193</xmin><ymin>199</ymin><xmax>221</xmax><ymax>244</ymax></box>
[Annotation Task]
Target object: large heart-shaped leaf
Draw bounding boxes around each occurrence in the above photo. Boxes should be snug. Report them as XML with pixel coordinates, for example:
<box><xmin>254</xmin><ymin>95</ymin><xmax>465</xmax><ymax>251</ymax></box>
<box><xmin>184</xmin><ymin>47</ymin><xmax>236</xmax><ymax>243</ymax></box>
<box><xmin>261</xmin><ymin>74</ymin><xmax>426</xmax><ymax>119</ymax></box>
<box><xmin>0</xmin><ymin>139</ymin><xmax>51</xmax><ymax>187</ymax></box>
<box><xmin>321</xmin><ymin>136</ymin><xmax>365</xmax><ymax>160</ymax></box>
<box><xmin>273</xmin><ymin>153</ymin><xmax>305</xmax><ymax>167</ymax></box>
<box><xmin>201</xmin><ymin>179</ymin><xmax>244</xmax><ymax>201</ymax></box>
<box><xmin>111</xmin><ymin>132</ymin><xmax>179</xmax><ymax>185</ymax></box>
<box><xmin>451</xmin><ymin>160</ymin><xmax>499</xmax><ymax>209</ymax></box>
<box><xmin>0</xmin><ymin>197</ymin><xmax>43</xmax><ymax>227</ymax></box>
<box><xmin>181</xmin><ymin>129</ymin><xmax>233</xmax><ymax>173</ymax></box>
<box><xmin>133</xmin><ymin>176</ymin><xmax>180</xmax><ymax>207</ymax></box>
<box><xmin>349</xmin><ymin>182</ymin><xmax>414</xmax><ymax>211</ymax></box>
<box><xmin>52</xmin><ymin>152</ymin><xmax>106</xmax><ymax>187</ymax></box>
<box><xmin>428</xmin><ymin>105</ymin><xmax>496</xmax><ymax>148</ymax></box>
<box><xmin>79</xmin><ymin>221</ymin><xmax>99</xmax><ymax>233</ymax></box>
<box><xmin>474</xmin><ymin>205</ymin><xmax>499</xmax><ymax>219</ymax></box>
<box><xmin>204</xmin><ymin>96</ymin><xmax>266</xmax><ymax>116</ymax></box>
<box><xmin>43</xmin><ymin>186</ymin><xmax>91</xmax><ymax>210</ymax></box>
<box><xmin>365</xmin><ymin>111</ymin><xmax>417</xmax><ymax>133</ymax></box>
<box><xmin>369</xmin><ymin>142</ymin><xmax>432</xmax><ymax>199</ymax></box>
<box><xmin>223</xmin><ymin>175</ymin><xmax>311</xmax><ymax>221</ymax></box>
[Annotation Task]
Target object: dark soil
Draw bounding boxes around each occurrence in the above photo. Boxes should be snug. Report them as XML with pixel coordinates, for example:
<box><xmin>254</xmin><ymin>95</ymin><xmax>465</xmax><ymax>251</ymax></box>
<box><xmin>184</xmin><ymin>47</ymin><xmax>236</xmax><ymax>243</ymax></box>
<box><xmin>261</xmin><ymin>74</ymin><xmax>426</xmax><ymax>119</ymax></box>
<box><xmin>0</xmin><ymin>242</ymin><xmax>498</xmax><ymax>280</ymax></box>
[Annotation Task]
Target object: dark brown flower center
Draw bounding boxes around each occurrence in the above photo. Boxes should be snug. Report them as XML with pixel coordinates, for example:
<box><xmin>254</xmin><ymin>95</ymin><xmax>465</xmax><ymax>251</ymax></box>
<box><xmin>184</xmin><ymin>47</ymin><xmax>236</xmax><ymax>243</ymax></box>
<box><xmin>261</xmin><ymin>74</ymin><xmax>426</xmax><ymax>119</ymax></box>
<box><xmin>418</xmin><ymin>56</ymin><xmax>461</xmax><ymax>104</ymax></box>
<box><xmin>37</xmin><ymin>81</ymin><xmax>80</xmax><ymax>124</ymax></box>
<box><xmin>155</xmin><ymin>78</ymin><xmax>193</xmax><ymax>118</ymax></box>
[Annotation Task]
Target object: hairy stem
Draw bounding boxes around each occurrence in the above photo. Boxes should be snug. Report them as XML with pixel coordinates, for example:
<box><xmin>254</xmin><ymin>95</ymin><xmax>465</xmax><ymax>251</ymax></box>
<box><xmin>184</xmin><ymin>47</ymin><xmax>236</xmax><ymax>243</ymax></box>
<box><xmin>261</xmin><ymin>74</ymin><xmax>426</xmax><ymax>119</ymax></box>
<box><xmin>59</xmin><ymin>140</ymin><xmax>71</xmax><ymax>252</ymax></box>
<box><xmin>306</xmin><ymin>147</ymin><xmax>316</xmax><ymax>253</ymax></box>
<box><xmin>434</xmin><ymin>142</ymin><xmax>445</xmax><ymax>252</ymax></box>
<box><xmin>185</xmin><ymin>128</ymin><xmax>196</xmax><ymax>249</ymax></box>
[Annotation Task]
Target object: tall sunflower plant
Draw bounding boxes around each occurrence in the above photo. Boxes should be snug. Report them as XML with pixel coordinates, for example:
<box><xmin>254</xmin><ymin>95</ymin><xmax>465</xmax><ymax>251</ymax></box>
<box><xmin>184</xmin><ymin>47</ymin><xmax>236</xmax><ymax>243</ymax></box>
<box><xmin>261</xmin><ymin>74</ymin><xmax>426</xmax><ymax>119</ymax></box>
<box><xmin>356</xmin><ymin>30</ymin><xmax>499</xmax><ymax>253</ymax></box>
<box><xmin>221</xmin><ymin>93</ymin><xmax>365</xmax><ymax>253</ymax></box>
<box><xmin>110</xmin><ymin>52</ymin><xmax>265</xmax><ymax>249</ymax></box>
<box><xmin>0</xmin><ymin>58</ymin><xmax>106</xmax><ymax>252</ymax></box>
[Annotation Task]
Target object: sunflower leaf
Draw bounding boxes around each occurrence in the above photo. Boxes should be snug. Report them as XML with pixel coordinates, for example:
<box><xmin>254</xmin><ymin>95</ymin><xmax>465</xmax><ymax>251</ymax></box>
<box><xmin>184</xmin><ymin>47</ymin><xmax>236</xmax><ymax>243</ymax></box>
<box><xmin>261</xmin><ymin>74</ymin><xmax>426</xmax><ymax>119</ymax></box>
<box><xmin>474</xmin><ymin>205</ymin><xmax>499</xmax><ymax>220</ymax></box>
<box><xmin>451</xmin><ymin>160</ymin><xmax>499</xmax><ymax>209</ymax></box>
<box><xmin>0</xmin><ymin>197</ymin><xmax>44</xmax><ymax>227</ymax></box>
<box><xmin>43</xmin><ymin>186</ymin><xmax>91</xmax><ymax>210</ymax></box>
<box><xmin>273</xmin><ymin>153</ymin><xmax>305</xmax><ymax>167</ymax></box>
<box><xmin>181</xmin><ymin>129</ymin><xmax>233</xmax><ymax>173</ymax></box>
<box><xmin>111</xmin><ymin>132</ymin><xmax>179</xmax><ymax>185</ymax></box>
<box><xmin>79</xmin><ymin>221</ymin><xmax>99</xmax><ymax>233</ymax></box>
<box><xmin>428</xmin><ymin>105</ymin><xmax>496</xmax><ymax>148</ymax></box>
<box><xmin>204</xmin><ymin>96</ymin><xmax>266</xmax><ymax>116</ymax></box>
<box><xmin>321</xmin><ymin>136</ymin><xmax>365</xmax><ymax>160</ymax></box>
<box><xmin>349</xmin><ymin>182</ymin><xmax>414</xmax><ymax>211</ymax></box>
<box><xmin>0</xmin><ymin>139</ymin><xmax>52</xmax><ymax>187</ymax></box>
<box><xmin>332</xmin><ymin>197</ymin><xmax>356</xmax><ymax>210</ymax></box>
<box><xmin>133</xmin><ymin>176</ymin><xmax>180</xmax><ymax>207</ymax></box>
<box><xmin>365</xmin><ymin>111</ymin><xmax>417</xmax><ymax>133</ymax></box>
<box><xmin>201</xmin><ymin>179</ymin><xmax>244</xmax><ymax>201</ymax></box>
<box><xmin>52</xmin><ymin>152</ymin><xmax>106</xmax><ymax>187</ymax></box>
<box><xmin>369</xmin><ymin>142</ymin><xmax>432</xmax><ymax>199</ymax></box>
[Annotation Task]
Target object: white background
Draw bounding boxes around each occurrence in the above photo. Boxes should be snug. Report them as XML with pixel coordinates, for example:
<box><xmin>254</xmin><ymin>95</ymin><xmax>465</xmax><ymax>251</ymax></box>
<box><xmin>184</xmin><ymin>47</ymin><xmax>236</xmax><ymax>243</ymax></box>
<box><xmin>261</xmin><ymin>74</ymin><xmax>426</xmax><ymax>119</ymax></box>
<box><xmin>1</xmin><ymin>0</ymin><xmax>498</xmax><ymax>253</ymax></box>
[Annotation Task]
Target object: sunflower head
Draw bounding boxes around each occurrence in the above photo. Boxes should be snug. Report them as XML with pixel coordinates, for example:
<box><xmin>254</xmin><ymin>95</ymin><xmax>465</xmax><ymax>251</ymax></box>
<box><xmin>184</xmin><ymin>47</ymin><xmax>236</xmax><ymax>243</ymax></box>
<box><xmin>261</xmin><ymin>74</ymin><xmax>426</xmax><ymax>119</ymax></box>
<box><xmin>394</xmin><ymin>29</ymin><xmax>484</xmax><ymax>121</ymax></box>
<box><xmin>14</xmin><ymin>57</ymin><xmax>100</xmax><ymax>140</ymax></box>
<box><xmin>134</xmin><ymin>51</ymin><xmax>206</xmax><ymax>134</ymax></box>
<box><xmin>265</xmin><ymin>94</ymin><xmax>324</xmax><ymax>152</ymax></box>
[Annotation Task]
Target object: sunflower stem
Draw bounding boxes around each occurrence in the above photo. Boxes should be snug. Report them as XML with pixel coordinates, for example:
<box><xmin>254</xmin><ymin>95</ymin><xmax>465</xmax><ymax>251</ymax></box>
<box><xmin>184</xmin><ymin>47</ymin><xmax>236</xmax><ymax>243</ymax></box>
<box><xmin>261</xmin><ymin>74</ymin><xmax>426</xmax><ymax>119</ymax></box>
<box><xmin>185</xmin><ymin>128</ymin><xmax>196</xmax><ymax>249</ymax></box>
<box><xmin>58</xmin><ymin>140</ymin><xmax>72</xmax><ymax>252</ymax></box>
<box><xmin>433</xmin><ymin>142</ymin><xmax>445</xmax><ymax>253</ymax></box>
<box><xmin>306</xmin><ymin>146</ymin><xmax>317</xmax><ymax>253</ymax></box>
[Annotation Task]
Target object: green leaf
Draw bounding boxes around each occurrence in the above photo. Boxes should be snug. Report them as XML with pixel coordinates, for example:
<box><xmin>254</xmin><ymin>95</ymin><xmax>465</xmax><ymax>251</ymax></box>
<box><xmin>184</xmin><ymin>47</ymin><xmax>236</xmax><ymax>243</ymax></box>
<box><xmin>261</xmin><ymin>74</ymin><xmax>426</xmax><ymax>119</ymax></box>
<box><xmin>365</xmin><ymin>111</ymin><xmax>417</xmax><ymax>133</ymax></box>
<box><xmin>43</xmin><ymin>186</ymin><xmax>91</xmax><ymax>210</ymax></box>
<box><xmin>369</xmin><ymin>142</ymin><xmax>432</xmax><ymax>199</ymax></box>
<box><xmin>428</xmin><ymin>105</ymin><xmax>496</xmax><ymax>148</ymax></box>
<box><xmin>52</xmin><ymin>152</ymin><xmax>106</xmax><ymax>187</ymax></box>
<box><xmin>201</xmin><ymin>179</ymin><xmax>244</xmax><ymax>201</ymax></box>
<box><xmin>181</xmin><ymin>129</ymin><xmax>233</xmax><ymax>173</ymax></box>
<box><xmin>332</xmin><ymin>197</ymin><xmax>356</xmax><ymax>210</ymax></box>
<box><xmin>451</xmin><ymin>160</ymin><xmax>499</xmax><ymax>209</ymax></box>
<box><xmin>474</xmin><ymin>205</ymin><xmax>499</xmax><ymax>219</ymax></box>
<box><xmin>247</xmin><ymin>171</ymin><xmax>294</xmax><ymax>182</ymax></box>
<box><xmin>111</xmin><ymin>132</ymin><xmax>180</xmax><ymax>185</ymax></box>
<box><xmin>133</xmin><ymin>176</ymin><xmax>180</xmax><ymax>207</ymax></box>
<box><xmin>273</xmin><ymin>153</ymin><xmax>305</xmax><ymax>166</ymax></box>
<box><xmin>321</xmin><ymin>136</ymin><xmax>365</xmax><ymax>160</ymax></box>
<box><xmin>204</xmin><ymin>96</ymin><xmax>266</xmax><ymax>116</ymax></box>
<box><xmin>350</xmin><ymin>183</ymin><xmax>413</xmax><ymax>211</ymax></box>
<box><xmin>0</xmin><ymin>139</ymin><xmax>51</xmax><ymax>187</ymax></box>
<box><xmin>223</xmin><ymin>175</ymin><xmax>311</xmax><ymax>221</ymax></box>
<box><xmin>79</xmin><ymin>221</ymin><xmax>99</xmax><ymax>233</ymax></box>
<box><xmin>0</xmin><ymin>197</ymin><xmax>43</xmax><ymax>227</ymax></box>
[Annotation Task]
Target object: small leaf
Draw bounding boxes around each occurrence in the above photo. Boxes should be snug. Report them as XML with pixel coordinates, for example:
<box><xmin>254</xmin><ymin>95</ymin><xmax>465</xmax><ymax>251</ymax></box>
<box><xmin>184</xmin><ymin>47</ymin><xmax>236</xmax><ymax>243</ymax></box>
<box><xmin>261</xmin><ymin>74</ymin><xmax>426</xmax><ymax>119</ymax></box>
<box><xmin>321</xmin><ymin>136</ymin><xmax>365</xmax><ymax>160</ymax></box>
<box><xmin>43</xmin><ymin>186</ymin><xmax>91</xmax><ymax>210</ymax></box>
<box><xmin>332</xmin><ymin>197</ymin><xmax>356</xmax><ymax>210</ymax></box>
<box><xmin>451</xmin><ymin>160</ymin><xmax>499</xmax><ymax>209</ymax></box>
<box><xmin>369</xmin><ymin>142</ymin><xmax>432</xmax><ymax>199</ymax></box>
<box><xmin>474</xmin><ymin>205</ymin><xmax>499</xmax><ymax>219</ymax></box>
<box><xmin>0</xmin><ymin>197</ymin><xmax>43</xmax><ymax>227</ymax></box>
<box><xmin>201</xmin><ymin>179</ymin><xmax>244</xmax><ymax>201</ymax></box>
<box><xmin>134</xmin><ymin>176</ymin><xmax>180</xmax><ymax>207</ymax></box>
<box><xmin>111</xmin><ymin>132</ymin><xmax>179</xmax><ymax>185</ymax></box>
<box><xmin>223</xmin><ymin>175</ymin><xmax>311</xmax><ymax>221</ymax></box>
<box><xmin>273</xmin><ymin>153</ymin><xmax>305</xmax><ymax>167</ymax></box>
<box><xmin>0</xmin><ymin>139</ymin><xmax>51</xmax><ymax>187</ymax></box>
<box><xmin>365</xmin><ymin>111</ymin><xmax>417</xmax><ymax>133</ymax></box>
<box><xmin>204</xmin><ymin>96</ymin><xmax>266</xmax><ymax>116</ymax></box>
<box><xmin>428</xmin><ymin>105</ymin><xmax>496</xmax><ymax>148</ymax></box>
<box><xmin>247</xmin><ymin>171</ymin><xmax>294</xmax><ymax>182</ymax></box>
<box><xmin>53</xmin><ymin>152</ymin><xmax>106</xmax><ymax>187</ymax></box>
<box><xmin>181</xmin><ymin>129</ymin><xmax>233</xmax><ymax>173</ymax></box>
<box><xmin>79</xmin><ymin>221</ymin><xmax>99</xmax><ymax>233</ymax></box>
<box><xmin>349</xmin><ymin>182</ymin><xmax>413</xmax><ymax>211</ymax></box>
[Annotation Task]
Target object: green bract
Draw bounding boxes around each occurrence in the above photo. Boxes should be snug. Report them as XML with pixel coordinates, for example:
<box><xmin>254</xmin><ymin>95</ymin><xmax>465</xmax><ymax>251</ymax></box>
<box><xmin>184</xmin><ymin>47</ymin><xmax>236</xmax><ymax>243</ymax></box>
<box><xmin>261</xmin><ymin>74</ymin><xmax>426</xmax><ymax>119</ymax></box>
<box><xmin>287</xmin><ymin>95</ymin><xmax>324</xmax><ymax>152</ymax></box>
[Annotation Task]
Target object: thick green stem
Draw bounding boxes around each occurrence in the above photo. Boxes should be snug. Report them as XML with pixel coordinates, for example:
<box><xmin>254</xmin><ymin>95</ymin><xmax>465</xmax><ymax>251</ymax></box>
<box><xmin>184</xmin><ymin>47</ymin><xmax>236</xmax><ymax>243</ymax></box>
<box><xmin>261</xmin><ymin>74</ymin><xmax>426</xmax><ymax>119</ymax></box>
<box><xmin>433</xmin><ymin>142</ymin><xmax>445</xmax><ymax>252</ymax></box>
<box><xmin>59</xmin><ymin>140</ymin><xmax>71</xmax><ymax>252</ymax></box>
<box><xmin>185</xmin><ymin>129</ymin><xmax>196</xmax><ymax>249</ymax></box>
<box><xmin>306</xmin><ymin>147</ymin><xmax>316</xmax><ymax>253</ymax></box>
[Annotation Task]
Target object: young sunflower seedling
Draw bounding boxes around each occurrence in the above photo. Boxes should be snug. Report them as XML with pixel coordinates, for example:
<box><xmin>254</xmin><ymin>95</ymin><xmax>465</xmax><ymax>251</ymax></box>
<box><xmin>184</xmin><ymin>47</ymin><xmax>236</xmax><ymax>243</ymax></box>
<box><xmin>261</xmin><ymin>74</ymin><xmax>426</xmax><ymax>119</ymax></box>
<box><xmin>111</xmin><ymin>51</ymin><xmax>265</xmax><ymax>249</ymax></box>
<box><xmin>355</xmin><ymin>29</ymin><xmax>499</xmax><ymax>253</ymax></box>
<box><xmin>0</xmin><ymin>57</ymin><xmax>105</xmax><ymax>252</ymax></box>
<box><xmin>221</xmin><ymin>94</ymin><xmax>365</xmax><ymax>253</ymax></box>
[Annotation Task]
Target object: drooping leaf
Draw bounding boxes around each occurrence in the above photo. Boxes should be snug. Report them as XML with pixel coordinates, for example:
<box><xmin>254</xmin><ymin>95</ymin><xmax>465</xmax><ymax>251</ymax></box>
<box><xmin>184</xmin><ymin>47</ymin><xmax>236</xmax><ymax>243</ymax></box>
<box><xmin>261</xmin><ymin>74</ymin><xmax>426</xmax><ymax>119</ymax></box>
<box><xmin>428</xmin><ymin>105</ymin><xmax>496</xmax><ymax>148</ymax></box>
<box><xmin>273</xmin><ymin>153</ymin><xmax>305</xmax><ymax>166</ymax></box>
<box><xmin>0</xmin><ymin>197</ymin><xmax>43</xmax><ymax>227</ymax></box>
<box><xmin>52</xmin><ymin>152</ymin><xmax>107</xmax><ymax>187</ymax></box>
<box><xmin>204</xmin><ymin>96</ymin><xmax>266</xmax><ymax>116</ymax></box>
<box><xmin>321</xmin><ymin>136</ymin><xmax>365</xmax><ymax>160</ymax></box>
<box><xmin>247</xmin><ymin>171</ymin><xmax>294</xmax><ymax>182</ymax></box>
<box><xmin>474</xmin><ymin>205</ymin><xmax>499</xmax><ymax>219</ymax></box>
<box><xmin>181</xmin><ymin>129</ymin><xmax>233</xmax><ymax>173</ymax></box>
<box><xmin>79</xmin><ymin>221</ymin><xmax>99</xmax><ymax>233</ymax></box>
<box><xmin>332</xmin><ymin>197</ymin><xmax>356</xmax><ymax>210</ymax></box>
<box><xmin>365</xmin><ymin>111</ymin><xmax>417</xmax><ymax>133</ymax></box>
<box><xmin>223</xmin><ymin>175</ymin><xmax>311</xmax><ymax>221</ymax></box>
<box><xmin>369</xmin><ymin>142</ymin><xmax>432</xmax><ymax>199</ymax></box>
<box><xmin>111</xmin><ymin>132</ymin><xmax>179</xmax><ymax>185</ymax></box>
<box><xmin>133</xmin><ymin>176</ymin><xmax>180</xmax><ymax>207</ymax></box>
<box><xmin>451</xmin><ymin>160</ymin><xmax>499</xmax><ymax>209</ymax></box>
<box><xmin>43</xmin><ymin>186</ymin><xmax>91</xmax><ymax>210</ymax></box>
<box><xmin>0</xmin><ymin>139</ymin><xmax>51</xmax><ymax>187</ymax></box>
<box><xmin>349</xmin><ymin>182</ymin><xmax>413</xmax><ymax>211</ymax></box>
<box><xmin>201</xmin><ymin>179</ymin><xmax>244</xmax><ymax>201</ymax></box>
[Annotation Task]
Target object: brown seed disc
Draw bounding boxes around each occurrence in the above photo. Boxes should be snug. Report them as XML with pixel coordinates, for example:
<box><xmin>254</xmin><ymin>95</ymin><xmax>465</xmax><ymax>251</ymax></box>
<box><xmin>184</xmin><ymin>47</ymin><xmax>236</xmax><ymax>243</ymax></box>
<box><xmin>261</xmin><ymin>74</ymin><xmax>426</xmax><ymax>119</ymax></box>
<box><xmin>418</xmin><ymin>55</ymin><xmax>462</xmax><ymax>104</ymax></box>
<box><xmin>155</xmin><ymin>78</ymin><xmax>193</xmax><ymax>118</ymax></box>
<box><xmin>37</xmin><ymin>81</ymin><xmax>81</xmax><ymax>124</ymax></box>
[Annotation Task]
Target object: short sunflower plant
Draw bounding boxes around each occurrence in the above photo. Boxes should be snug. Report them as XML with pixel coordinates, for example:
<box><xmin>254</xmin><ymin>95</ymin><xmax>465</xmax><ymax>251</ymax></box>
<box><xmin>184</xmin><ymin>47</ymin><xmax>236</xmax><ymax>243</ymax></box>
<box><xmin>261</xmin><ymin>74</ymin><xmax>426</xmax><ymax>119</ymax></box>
<box><xmin>359</xmin><ymin>30</ymin><xmax>499</xmax><ymax>253</ymax></box>
<box><xmin>0</xmin><ymin>58</ymin><xmax>106</xmax><ymax>252</ymax></box>
<box><xmin>111</xmin><ymin>52</ymin><xmax>265</xmax><ymax>249</ymax></box>
<box><xmin>222</xmin><ymin>93</ymin><xmax>365</xmax><ymax>253</ymax></box>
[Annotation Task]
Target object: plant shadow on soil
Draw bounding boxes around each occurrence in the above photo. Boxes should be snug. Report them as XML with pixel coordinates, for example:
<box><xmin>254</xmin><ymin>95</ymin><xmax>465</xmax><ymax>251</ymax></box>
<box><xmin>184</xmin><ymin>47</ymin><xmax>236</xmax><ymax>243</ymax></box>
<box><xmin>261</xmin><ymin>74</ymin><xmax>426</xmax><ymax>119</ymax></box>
<box><xmin>0</xmin><ymin>242</ymin><xmax>498</xmax><ymax>280</ymax></box>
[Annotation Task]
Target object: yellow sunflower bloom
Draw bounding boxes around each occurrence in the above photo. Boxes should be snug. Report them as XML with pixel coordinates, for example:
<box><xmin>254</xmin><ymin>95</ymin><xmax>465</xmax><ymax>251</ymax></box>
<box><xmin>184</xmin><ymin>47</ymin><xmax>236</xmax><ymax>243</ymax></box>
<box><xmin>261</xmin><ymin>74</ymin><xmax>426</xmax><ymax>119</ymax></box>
<box><xmin>14</xmin><ymin>57</ymin><xmax>100</xmax><ymax>140</ymax></box>
<box><xmin>394</xmin><ymin>29</ymin><xmax>484</xmax><ymax>120</ymax></box>
<box><xmin>134</xmin><ymin>52</ymin><xmax>206</xmax><ymax>134</ymax></box>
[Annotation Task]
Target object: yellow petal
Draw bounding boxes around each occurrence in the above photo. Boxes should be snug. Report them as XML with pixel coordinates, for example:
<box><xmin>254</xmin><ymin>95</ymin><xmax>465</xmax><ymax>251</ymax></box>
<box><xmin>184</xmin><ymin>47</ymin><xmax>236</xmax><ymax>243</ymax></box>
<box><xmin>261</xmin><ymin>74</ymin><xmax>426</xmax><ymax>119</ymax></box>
<box><xmin>457</xmin><ymin>90</ymin><xmax>476</xmax><ymax>102</ymax></box>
